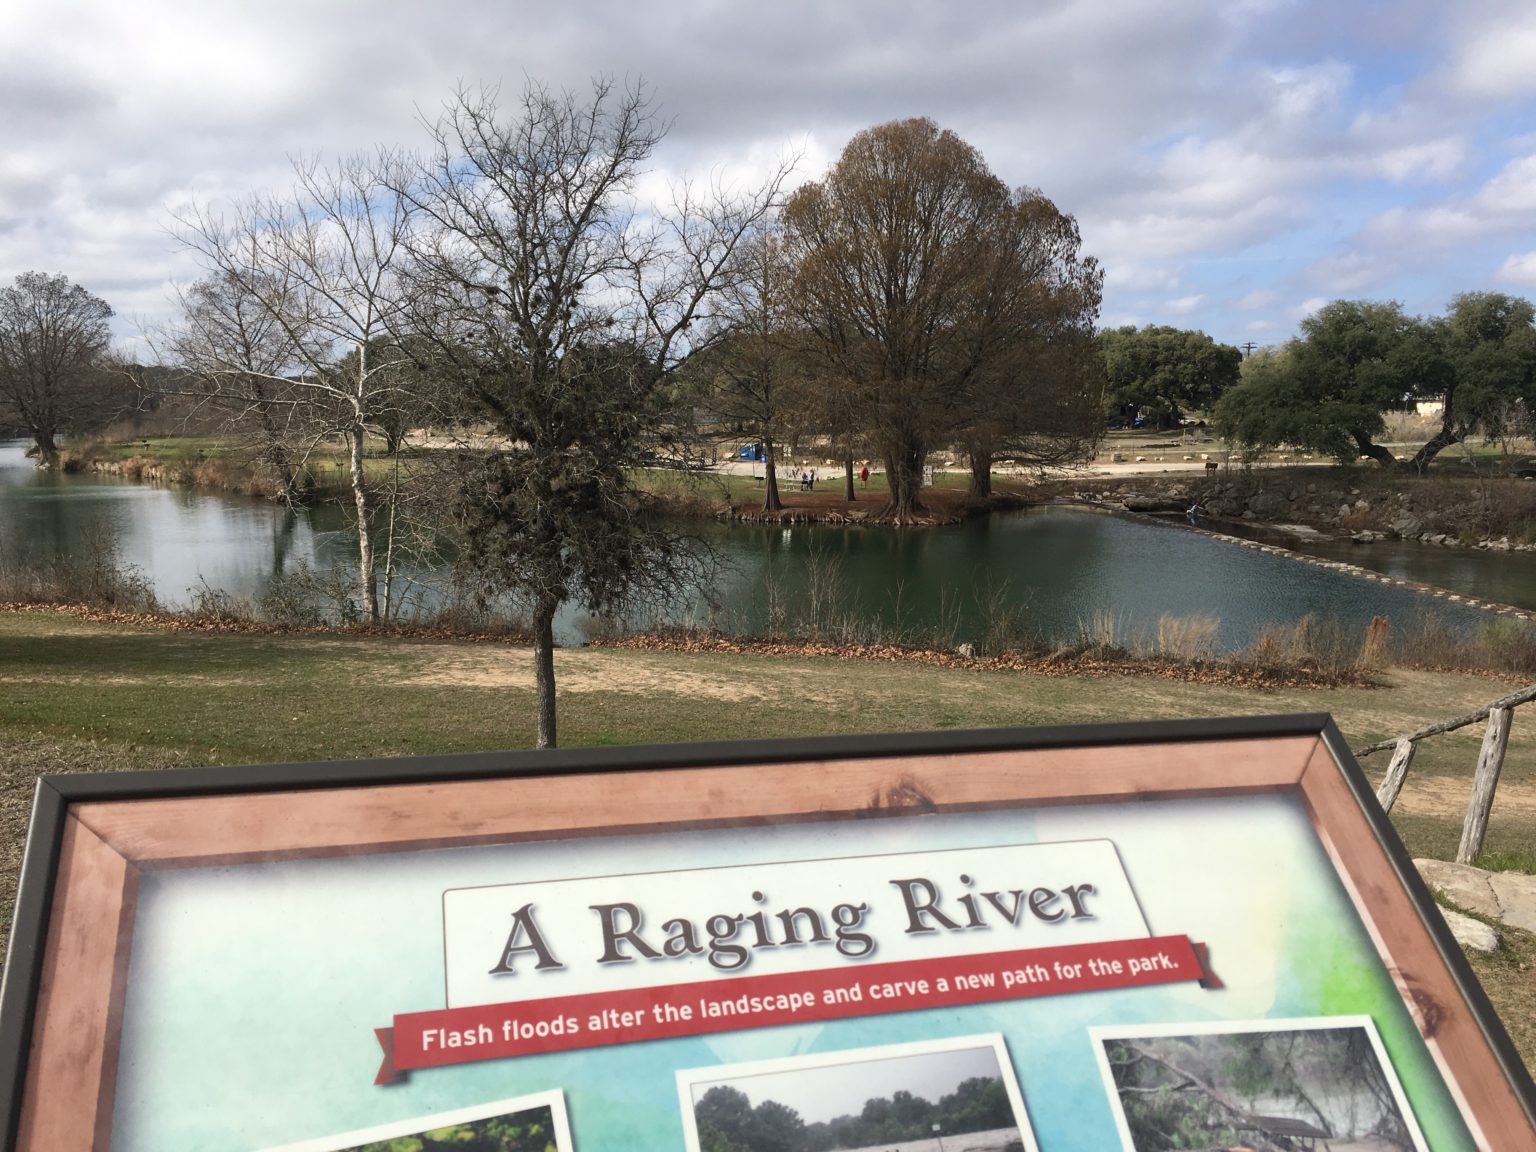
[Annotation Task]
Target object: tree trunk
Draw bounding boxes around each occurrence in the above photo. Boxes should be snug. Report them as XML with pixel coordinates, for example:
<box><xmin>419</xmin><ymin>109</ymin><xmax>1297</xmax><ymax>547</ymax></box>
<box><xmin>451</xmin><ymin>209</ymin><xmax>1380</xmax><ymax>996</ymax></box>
<box><xmin>1352</xmin><ymin>432</ymin><xmax>1400</xmax><ymax>469</ymax></box>
<box><xmin>762</xmin><ymin>436</ymin><xmax>781</xmax><ymax>513</ymax></box>
<box><xmin>381</xmin><ymin>451</ymin><xmax>400</xmax><ymax>621</ymax></box>
<box><xmin>263</xmin><ymin>439</ymin><xmax>300</xmax><ymax>506</ymax></box>
<box><xmin>257</xmin><ymin>406</ymin><xmax>301</xmax><ymax>506</ymax></box>
<box><xmin>348</xmin><ymin>422</ymin><xmax>379</xmax><ymax>621</ymax></box>
<box><xmin>33</xmin><ymin>432</ymin><xmax>59</xmax><ymax>470</ymax></box>
<box><xmin>533</xmin><ymin>596</ymin><xmax>558</xmax><ymax>749</ymax></box>
<box><xmin>969</xmin><ymin>446</ymin><xmax>993</xmax><ymax>498</ymax></box>
<box><xmin>1407</xmin><ymin>423</ymin><xmax>1464</xmax><ymax>474</ymax></box>
<box><xmin>843</xmin><ymin>453</ymin><xmax>855</xmax><ymax>502</ymax></box>
<box><xmin>881</xmin><ymin>440</ymin><xmax>926</xmax><ymax>520</ymax></box>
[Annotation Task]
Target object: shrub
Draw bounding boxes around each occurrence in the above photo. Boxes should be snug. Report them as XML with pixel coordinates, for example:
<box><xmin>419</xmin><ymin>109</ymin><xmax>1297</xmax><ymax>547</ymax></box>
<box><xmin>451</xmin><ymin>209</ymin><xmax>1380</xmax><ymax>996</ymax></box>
<box><xmin>0</xmin><ymin>529</ymin><xmax>158</xmax><ymax>613</ymax></box>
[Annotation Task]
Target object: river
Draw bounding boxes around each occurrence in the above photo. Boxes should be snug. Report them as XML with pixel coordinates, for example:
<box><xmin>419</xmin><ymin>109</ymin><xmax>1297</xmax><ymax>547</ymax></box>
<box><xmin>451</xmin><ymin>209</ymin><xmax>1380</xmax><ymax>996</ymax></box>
<box><xmin>0</xmin><ymin>440</ymin><xmax>1504</xmax><ymax>650</ymax></box>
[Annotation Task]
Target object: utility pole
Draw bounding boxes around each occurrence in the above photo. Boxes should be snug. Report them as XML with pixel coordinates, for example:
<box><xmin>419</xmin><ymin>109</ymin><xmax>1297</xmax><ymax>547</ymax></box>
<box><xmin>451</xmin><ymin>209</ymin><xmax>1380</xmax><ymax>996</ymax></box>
<box><xmin>1241</xmin><ymin>341</ymin><xmax>1258</xmax><ymax>358</ymax></box>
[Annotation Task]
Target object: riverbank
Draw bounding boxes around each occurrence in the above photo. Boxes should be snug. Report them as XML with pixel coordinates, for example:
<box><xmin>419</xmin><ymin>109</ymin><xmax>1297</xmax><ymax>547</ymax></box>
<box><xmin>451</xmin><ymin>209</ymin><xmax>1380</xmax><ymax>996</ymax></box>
<box><xmin>74</xmin><ymin>436</ymin><xmax>1035</xmax><ymax>526</ymax></box>
<box><xmin>0</xmin><ymin>608</ymin><xmax>1531</xmax><ymax>1059</ymax></box>
<box><xmin>1052</xmin><ymin>466</ymin><xmax>1536</xmax><ymax>552</ymax></box>
<box><xmin>69</xmin><ymin>432</ymin><xmax>1536</xmax><ymax>545</ymax></box>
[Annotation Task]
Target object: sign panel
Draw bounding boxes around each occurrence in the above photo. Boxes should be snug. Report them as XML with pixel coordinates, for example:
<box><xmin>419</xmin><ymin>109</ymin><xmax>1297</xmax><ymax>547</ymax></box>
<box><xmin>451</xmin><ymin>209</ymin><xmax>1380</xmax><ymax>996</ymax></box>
<box><xmin>0</xmin><ymin>715</ymin><xmax>1531</xmax><ymax>1151</ymax></box>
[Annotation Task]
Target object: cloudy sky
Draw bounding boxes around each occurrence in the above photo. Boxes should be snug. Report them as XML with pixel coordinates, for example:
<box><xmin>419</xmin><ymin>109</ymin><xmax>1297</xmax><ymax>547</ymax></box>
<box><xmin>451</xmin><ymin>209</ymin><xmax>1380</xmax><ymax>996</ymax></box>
<box><xmin>5</xmin><ymin>0</ymin><xmax>1536</xmax><ymax>353</ymax></box>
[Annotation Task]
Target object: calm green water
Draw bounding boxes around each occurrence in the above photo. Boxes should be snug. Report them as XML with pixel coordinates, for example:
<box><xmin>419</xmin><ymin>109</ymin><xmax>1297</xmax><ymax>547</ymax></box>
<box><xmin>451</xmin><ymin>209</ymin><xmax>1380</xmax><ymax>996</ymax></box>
<box><xmin>0</xmin><ymin>440</ymin><xmax>1504</xmax><ymax>649</ymax></box>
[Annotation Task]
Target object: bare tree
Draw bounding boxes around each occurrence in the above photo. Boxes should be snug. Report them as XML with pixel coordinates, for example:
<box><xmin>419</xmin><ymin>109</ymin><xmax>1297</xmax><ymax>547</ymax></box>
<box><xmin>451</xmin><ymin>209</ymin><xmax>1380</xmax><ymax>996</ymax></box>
<box><xmin>958</xmin><ymin>189</ymin><xmax>1105</xmax><ymax>496</ymax></box>
<box><xmin>0</xmin><ymin>272</ymin><xmax>121</xmax><ymax>468</ymax></box>
<box><xmin>781</xmin><ymin>119</ymin><xmax>1006</xmax><ymax>520</ymax></box>
<box><xmin>171</xmin><ymin>155</ymin><xmax>417</xmax><ymax>620</ymax></box>
<box><xmin>398</xmin><ymin>78</ymin><xmax>790</xmax><ymax>747</ymax></box>
<box><xmin>152</xmin><ymin>272</ymin><xmax>316</xmax><ymax>504</ymax></box>
<box><xmin>692</xmin><ymin>222</ymin><xmax>806</xmax><ymax>512</ymax></box>
<box><xmin>781</xmin><ymin>120</ymin><xmax>1102</xmax><ymax>517</ymax></box>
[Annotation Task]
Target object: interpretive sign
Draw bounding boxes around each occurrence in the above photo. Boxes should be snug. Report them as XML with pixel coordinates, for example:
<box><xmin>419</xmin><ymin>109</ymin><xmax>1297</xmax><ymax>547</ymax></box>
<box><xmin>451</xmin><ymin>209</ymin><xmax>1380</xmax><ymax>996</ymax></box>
<box><xmin>0</xmin><ymin>715</ymin><xmax>1532</xmax><ymax>1150</ymax></box>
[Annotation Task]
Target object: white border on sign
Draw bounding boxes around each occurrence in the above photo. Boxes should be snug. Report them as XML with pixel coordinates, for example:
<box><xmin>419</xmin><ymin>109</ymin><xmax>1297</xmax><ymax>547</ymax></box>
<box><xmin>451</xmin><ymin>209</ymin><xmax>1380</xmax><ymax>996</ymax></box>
<box><xmin>1089</xmin><ymin>1015</ymin><xmax>1429</xmax><ymax>1152</ymax></box>
<box><xmin>259</xmin><ymin>1088</ymin><xmax>572</xmax><ymax>1152</ymax></box>
<box><xmin>676</xmin><ymin>1032</ymin><xmax>1039</xmax><ymax>1152</ymax></box>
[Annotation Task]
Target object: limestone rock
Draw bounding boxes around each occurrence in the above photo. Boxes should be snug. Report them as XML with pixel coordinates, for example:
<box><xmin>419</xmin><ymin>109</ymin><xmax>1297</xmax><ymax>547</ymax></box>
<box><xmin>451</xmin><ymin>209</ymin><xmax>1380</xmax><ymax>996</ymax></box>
<box><xmin>1123</xmin><ymin>494</ymin><xmax>1184</xmax><ymax>513</ymax></box>
<box><xmin>1487</xmin><ymin>871</ymin><xmax>1536</xmax><ymax>935</ymax></box>
<box><xmin>1439</xmin><ymin>907</ymin><xmax>1500</xmax><ymax>953</ymax></box>
<box><xmin>1416</xmin><ymin>859</ymin><xmax>1501</xmax><ymax>919</ymax></box>
<box><xmin>1246</xmin><ymin>488</ymin><xmax>1290</xmax><ymax>517</ymax></box>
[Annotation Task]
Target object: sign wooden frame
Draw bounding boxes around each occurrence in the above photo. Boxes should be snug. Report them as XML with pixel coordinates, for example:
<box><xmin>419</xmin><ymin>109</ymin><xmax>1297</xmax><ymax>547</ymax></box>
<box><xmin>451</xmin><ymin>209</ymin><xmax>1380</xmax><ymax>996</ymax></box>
<box><xmin>0</xmin><ymin>713</ymin><xmax>1531</xmax><ymax>1150</ymax></box>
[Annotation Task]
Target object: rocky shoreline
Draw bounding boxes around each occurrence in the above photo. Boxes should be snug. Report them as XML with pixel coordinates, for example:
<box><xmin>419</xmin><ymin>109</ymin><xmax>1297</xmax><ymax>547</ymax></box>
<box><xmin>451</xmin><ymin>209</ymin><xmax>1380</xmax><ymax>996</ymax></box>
<box><xmin>1069</xmin><ymin>474</ymin><xmax>1536</xmax><ymax>553</ymax></box>
<box><xmin>1061</xmin><ymin>486</ymin><xmax>1536</xmax><ymax>624</ymax></box>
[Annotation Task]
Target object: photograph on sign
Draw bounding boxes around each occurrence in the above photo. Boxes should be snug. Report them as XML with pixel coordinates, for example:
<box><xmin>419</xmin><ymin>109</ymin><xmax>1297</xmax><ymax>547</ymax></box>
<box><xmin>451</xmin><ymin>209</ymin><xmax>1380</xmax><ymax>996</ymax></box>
<box><xmin>676</xmin><ymin>1034</ymin><xmax>1035</xmax><ymax>1152</ymax></box>
<box><xmin>2</xmin><ymin>719</ymin><xmax>1531</xmax><ymax>1150</ymax></box>
<box><xmin>1091</xmin><ymin>1017</ymin><xmax>1429</xmax><ymax>1152</ymax></box>
<box><xmin>260</xmin><ymin>1090</ymin><xmax>571</xmax><ymax>1152</ymax></box>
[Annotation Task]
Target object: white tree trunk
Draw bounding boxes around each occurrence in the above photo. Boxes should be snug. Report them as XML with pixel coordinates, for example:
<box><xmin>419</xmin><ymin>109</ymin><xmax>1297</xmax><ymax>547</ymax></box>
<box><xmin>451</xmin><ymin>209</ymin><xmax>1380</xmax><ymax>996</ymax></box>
<box><xmin>349</xmin><ymin>421</ymin><xmax>378</xmax><ymax>622</ymax></box>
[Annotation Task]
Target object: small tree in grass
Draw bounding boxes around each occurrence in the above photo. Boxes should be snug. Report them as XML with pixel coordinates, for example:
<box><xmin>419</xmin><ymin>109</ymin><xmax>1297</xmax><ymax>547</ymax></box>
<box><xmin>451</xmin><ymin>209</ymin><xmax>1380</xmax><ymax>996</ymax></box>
<box><xmin>399</xmin><ymin>78</ymin><xmax>790</xmax><ymax>747</ymax></box>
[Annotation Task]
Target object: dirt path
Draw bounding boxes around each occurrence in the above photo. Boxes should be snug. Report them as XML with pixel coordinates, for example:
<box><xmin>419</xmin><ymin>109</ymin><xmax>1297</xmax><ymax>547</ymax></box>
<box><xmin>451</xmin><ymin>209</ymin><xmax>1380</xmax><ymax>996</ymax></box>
<box><xmin>1393</xmin><ymin>773</ymin><xmax>1536</xmax><ymax>816</ymax></box>
<box><xmin>398</xmin><ymin>644</ymin><xmax>869</xmax><ymax>707</ymax></box>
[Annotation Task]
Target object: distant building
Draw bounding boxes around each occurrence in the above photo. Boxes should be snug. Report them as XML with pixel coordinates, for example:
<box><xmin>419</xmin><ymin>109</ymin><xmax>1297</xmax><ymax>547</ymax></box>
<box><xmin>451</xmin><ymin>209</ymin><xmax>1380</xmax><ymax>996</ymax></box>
<box><xmin>1416</xmin><ymin>399</ymin><xmax>1444</xmax><ymax>416</ymax></box>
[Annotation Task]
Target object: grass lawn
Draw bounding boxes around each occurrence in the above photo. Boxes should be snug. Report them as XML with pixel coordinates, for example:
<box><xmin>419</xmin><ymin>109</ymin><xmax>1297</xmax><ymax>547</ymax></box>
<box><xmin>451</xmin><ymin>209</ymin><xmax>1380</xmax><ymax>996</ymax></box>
<box><xmin>1</xmin><ymin>609</ymin><xmax>1532</xmax><ymax>1062</ymax></box>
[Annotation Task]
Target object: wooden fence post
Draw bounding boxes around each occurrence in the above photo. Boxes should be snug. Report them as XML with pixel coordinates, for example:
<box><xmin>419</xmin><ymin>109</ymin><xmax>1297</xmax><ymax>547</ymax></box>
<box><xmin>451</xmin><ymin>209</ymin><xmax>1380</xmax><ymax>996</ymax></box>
<box><xmin>1457</xmin><ymin>707</ymin><xmax>1512</xmax><ymax>865</ymax></box>
<box><xmin>1375</xmin><ymin>738</ymin><xmax>1416</xmax><ymax>813</ymax></box>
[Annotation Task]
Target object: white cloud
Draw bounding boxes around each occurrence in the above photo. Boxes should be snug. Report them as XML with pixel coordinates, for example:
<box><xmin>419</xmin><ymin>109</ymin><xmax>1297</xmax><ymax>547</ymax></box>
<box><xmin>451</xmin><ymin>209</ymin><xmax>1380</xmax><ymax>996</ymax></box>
<box><xmin>1361</xmin><ymin>137</ymin><xmax>1467</xmax><ymax>183</ymax></box>
<box><xmin>1246</xmin><ymin>319</ymin><xmax>1275</xmax><ymax>330</ymax></box>
<box><xmin>1447</xmin><ymin>10</ymin><xmax>1536</xmax><ymax>99</ymax></box>
<box><xmin>1163</xmin><ymin>294</ymin><xmax>1204</xmax><ymax>315</ymax></box>
<box><xmin>1291</xmin><ymin>296</ymin><xmax>1329</xmax><ymax>320</ymax></box>
<box><xmin>1104</xmin><ymin>263</ymin><xmax>1182</xmax><ymax>292</ymax></box>
<box><xmin>1360</xmin><ymin>150</ymin><xmax>1536</xmax><ymax>249</ymax></box>
<box><xmin>1264</xmin><ymin>61</ymin><xmax>1352</xmax><ymax>127</ymax></box>
<box><xmin>1306</xmin><ymin>250</ymin><xmax>1388</xmax><ymax>293</ymax></box>
<box><xmin>1235</xmin><ymin>288</ymin><xmax>1278</xmax><ymax>309</ymax></box>
<box><xmin>1477</xmin><ymin>154</ymin><xmax>1536</xmax><ymax>213</ymax></box>
<box><xmin>1496</xmin><ymin>250</ymin><xmax>1536</xmax><ymax>285</ymax></box>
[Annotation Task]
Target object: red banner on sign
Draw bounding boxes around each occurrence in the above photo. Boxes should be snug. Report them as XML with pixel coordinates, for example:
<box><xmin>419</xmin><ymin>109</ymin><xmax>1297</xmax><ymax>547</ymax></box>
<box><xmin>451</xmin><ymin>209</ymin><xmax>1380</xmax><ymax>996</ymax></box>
<box><xmin>375</xmin><ymin>934</ymin><xmax>1213</xmax><ymax>1084</ymax></box>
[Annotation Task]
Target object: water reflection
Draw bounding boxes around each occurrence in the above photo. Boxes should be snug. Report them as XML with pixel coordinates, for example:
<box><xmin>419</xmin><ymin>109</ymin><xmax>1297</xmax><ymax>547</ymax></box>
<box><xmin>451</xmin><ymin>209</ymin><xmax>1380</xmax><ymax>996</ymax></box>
<box><xmin>0</xmin><ymin>439</ymin><xmax>1502</xmax><ymax>649</ymax></box>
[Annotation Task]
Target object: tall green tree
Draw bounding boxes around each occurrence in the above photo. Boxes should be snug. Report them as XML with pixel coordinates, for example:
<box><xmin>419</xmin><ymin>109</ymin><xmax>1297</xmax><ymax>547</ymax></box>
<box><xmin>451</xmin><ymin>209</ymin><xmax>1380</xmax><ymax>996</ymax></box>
<box><xmin>1099</xmin><ymin>324</ymin><xmax>1241</xmax><ymax>429</ymax></box>
<box><xmin>0</xmin><ymin>272</ymin><xmax>120</xmax><ymax>468</ymax></box>
<box><xmin>1407</xmin><ymin>291</ymin><xmax>1536</xmax><ymax>472</ymax></box>
<box><xmin>1213</xmin><ymin>299</ymin><xmax>1423</xmax><ymax>466</ymax></box>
